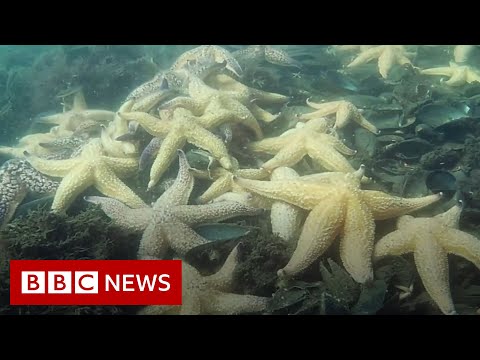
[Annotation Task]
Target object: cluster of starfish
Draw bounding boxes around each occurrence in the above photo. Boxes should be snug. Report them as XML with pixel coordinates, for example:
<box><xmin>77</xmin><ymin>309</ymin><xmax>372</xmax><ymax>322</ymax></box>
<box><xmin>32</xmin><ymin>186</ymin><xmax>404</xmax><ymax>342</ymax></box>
<box><xmin>335</xmin><ymin>45</ymin><xmax>480</xmax><ymax>86</ymax></box>
<box><xmin>2</xmin><ymin>45</ymin><xmax>479</xmax><ymax>315</ymax></box>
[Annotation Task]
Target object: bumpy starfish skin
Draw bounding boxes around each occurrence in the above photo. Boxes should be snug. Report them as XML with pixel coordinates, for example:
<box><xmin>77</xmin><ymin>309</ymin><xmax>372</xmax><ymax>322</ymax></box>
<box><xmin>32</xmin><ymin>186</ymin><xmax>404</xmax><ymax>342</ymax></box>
<box><xmin>118</xmin><ymin>110</ymin><xmax>233</xmax><ymax>190</ymax></box>
<box><xmin>248</xmin><ymin>118</ymin><xmax>357</xmax><ymax>173</ymax></box>
<box><xmin>0</xmin><ymin>159</ymin><xmax>59</xmax><ymax>228</ymax></box>
<box><xmin>25</xmin><ymin>138</ymin><xmax>145</xmax><ymax>212</ymax></box>
<box><xmin>374</xmin><ymin>202</ymin><xmax>480</xmax><ymax>315</ymax></box>
<box><xmin>235</xmin><ymin>166</ymin><xmax>442</xmax><ymax>283</ymax></box>
<box><xmin>170</xmin><ymin>45</ymin><xmax>243</xmax><ymax>78</ymax></box>
<box><xmin>421</xmin><ymin>62</ymin><xmax>480</xmax><ymax>86</ymax></box>
<box><xmin>139</xmin><ymin>245</ymin><xmax>269</xmax><ymax>315</ymax></box>
<box><xmin>87</xmin><ymin>151</ymin><xmax>260</xmax><ymax>260</ymax></box>
<box><xmin>346</xmin><ymin>45</ymin><xmax>412</xmax><ymax>79</ymax></box>
<box><xmin>300</xmin><ymin>99</ymin><xmax>379</xmax><ymax>134</ymax></box>
<box><xmin>233</xmin><ymin>45</ymin><xmax>302</xmax><ymax>69</ymax></box>
<box><xmin>270</xmin><ymin>167</ymin><xmax>304</xmax><ymax>242</ymax></box>
<box><xmin>36</xmin><ymin>91</ymin><xmax>115</xmax><ymax>133</ymax></box>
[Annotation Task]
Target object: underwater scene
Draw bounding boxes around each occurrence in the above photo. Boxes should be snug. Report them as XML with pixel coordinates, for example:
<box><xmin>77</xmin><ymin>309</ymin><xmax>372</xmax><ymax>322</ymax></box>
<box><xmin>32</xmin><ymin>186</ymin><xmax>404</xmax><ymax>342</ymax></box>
<box><xmin>0</xmin><ymin>45</ymin><xmax>479</xmax><ymax>315</ymax></box>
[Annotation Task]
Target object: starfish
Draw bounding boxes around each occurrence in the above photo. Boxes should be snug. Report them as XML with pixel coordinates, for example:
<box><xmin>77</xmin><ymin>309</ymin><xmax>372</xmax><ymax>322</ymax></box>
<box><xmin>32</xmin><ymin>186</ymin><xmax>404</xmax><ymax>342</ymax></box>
<box><xmin>453</xmin><ymin>45</ymin><xmax>477</xmax><ymax>63</ymax></box>
<box><xmin>138</xmin><ymin>245</ymin><xmax>269</xmax><ymax>315</ymax></box>
<box><xmin>24</xmin><ymin>138</ymin><xmax>146</xmax><ymax>213</ymax></box>
<box><xmin>233</xmin><ymin>45</ymin><xmax>302</xmax><ymax>70</ymax></box>
<box><xmin>86</xmin><ymin>150</ymin><xmax>261</xmax><ymax>260</ymax></box>
<box><xmin>118</xmin><ymin>109</ymin><xmax>234</xmax><ymax>190</ymax></box>
<box><xmin>192</xmin><ymin>157</ymin><xmax>269</xmax><ymax>204</ymax></box>
<box><xmin>299</xmin><ymin>99</ymin><xmax>379</xmax><ymax>134</ymax></box>
<box><xmin>170</xmin><ymin>45</ymin><xmax>243</xmax><ymax>78</ymax></box>
<box><xmin>0</xmin><ymin>159</ymin><xmax>59</xmax><ymax>228</ymax></box>
<box><xmin>234</xmin><ymin>165</ymin><xmax>442</xmax><ymax>283</ymax></box>
<box><xmin>247</xmin><ymin>118</ymin><xmax>357</xmax><ymax>173</ymax></box>
<box><xmin>420</xmin><ymin>62</ymin><xmax>480</xmax><ymax>86</ymax></box>
<box><xmin>345</xmin><ymin>45</ymin><xmax>413</xmax><ymax>79</ymax></box>
<box><xmin>374</xmin><ymin>201</ymin><xmax>480</xmax><ymax>315</ymax></box>
<box><xmin>35</xmin><ymin>90</ymin><xmax>115</xmax><ymax>133</ymax></box>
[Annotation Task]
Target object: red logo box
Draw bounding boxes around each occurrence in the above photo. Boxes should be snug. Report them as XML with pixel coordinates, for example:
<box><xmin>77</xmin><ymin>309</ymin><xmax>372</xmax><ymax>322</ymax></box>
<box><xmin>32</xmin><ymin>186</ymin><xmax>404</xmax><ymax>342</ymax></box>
<box><xmin>10</xmin><ymin>260</ymin><xmax>182</xmax><ymax>306</ymax></box>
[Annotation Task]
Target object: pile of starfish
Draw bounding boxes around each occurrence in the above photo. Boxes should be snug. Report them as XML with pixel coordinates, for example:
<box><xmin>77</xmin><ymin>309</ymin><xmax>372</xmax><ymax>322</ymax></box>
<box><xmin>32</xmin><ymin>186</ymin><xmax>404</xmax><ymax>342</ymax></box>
<box><xmin>1</xmin><ymin>45</ymin><xmax>479</xmax><ymax>315</ymax></box>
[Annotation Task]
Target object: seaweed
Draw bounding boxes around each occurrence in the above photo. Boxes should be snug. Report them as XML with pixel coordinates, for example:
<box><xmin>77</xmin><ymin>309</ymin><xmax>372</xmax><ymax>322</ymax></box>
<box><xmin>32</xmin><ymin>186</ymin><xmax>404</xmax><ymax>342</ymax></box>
<box><xmin>0</xmin><ymin>205</ymin><xmax>139</xmax><ymax>315</ymax></box>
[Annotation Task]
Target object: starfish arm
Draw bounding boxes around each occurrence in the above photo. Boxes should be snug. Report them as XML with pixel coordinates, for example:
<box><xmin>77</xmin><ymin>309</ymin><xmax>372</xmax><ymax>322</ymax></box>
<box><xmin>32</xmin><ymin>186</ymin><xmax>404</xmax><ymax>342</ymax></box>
<box><xmin>217</xmin><ymin>98</ymin><xmax>263</xmax><ymax>139</ymax></box>
<box><xmin>162</xmin><ymin>222</ymin><xmax>209</xmax><ymax>257</ymax></box>
<box><xmin>84</xmin><ymin>196</ymin><xmax>152</xmax><ymax>233</ymax></box>
<box><xmin>249</xmin><ymin>88</ymin><xmax>289</xmax><ymax>105</ymax></box>
<box><xmin>247</xmin><ymin>135</ymin><xmax>291</xmax><ymax>154</ymax></box>
<box><xmin>261</xmin><ymin>141</ymin><xmax>307</xmax><ymax>172</ymax></box>
<box><xmin>139</xmin><ymin>137</ymin><xmax>162</xmax><ymax>172</ymax></box>
<box><xmin>112</xmin><ymin>100</ymin><xmax>134</xmax><ymax>135</ymax></box>
<box><xmin>154</xmin><ymin>150</ymin><xmax>194</xmax><ymax>208</ymax></box>
<box><xmin>174</xmin><ymin>201</ymin><xmax>261</xmax><ymax>226</ymax></box>
<box><xmin>440</xmin><ymin>229</ymin><xmax>480</xmax><ymax>270</ymax></box>
<box><xmin>323</xmin><ymin>135</ymin><xmax>357</xmax><ymax>156</ymax></box>
<box><xmin>131</xmin><ymin>91</ymin><xmax>168</xmax><ymax>113</ymax></box>
<box><xmin>118</xmin><ymin>112</ymin><xmax>171</xmax><ymax>137</ymax></box>
<box><xmin>305</xmin><ymin>136</ymin><xmax>355</xmax><ymax>173</ymax></box>
<box><xmin>304</xmin><ymin>117</ymin><xmax>331</xmax><ymax>133</ymax></box>
<box><xmin>361</xmin><ymin>190</ymin><xmax>442</xmax><ymax>220</ymax></box>
<box><xmin>202</xmin><ymin>291</ymin><xmax>268</xmax><ymax>315</ymax></box>
<box><xmin>339</xmin><ymin>195</ymin><xmax>376</xmax><ymax>283</ymax></box>
<box><xmin>347</xmin><ymin>46</ymin><xmax>385</xmax><ymax>68</ymax></box>
<box><xmin>235</xmin><ymin>168</ymin><xmax>269</xmax><ymax>179</ymax></box>
<box><xmin>0</xmin><ymin>184</ymin><xmax>28</xmax><ymax>228</ymax></box>
<box><xmin>25</xmin><ymin>156</ymin><xmax>77</xmax><ymax>177</ymax></box>
<box><xmin>197</xmin><ymin>175</ymin><xmax>233</xmax><ymax>204</ymax></box>
<box><xmin>72</xmin><ymin>91</ymin><xmax>87</xmax><ymax>111</ymax></box>
<box><xmin>137</xmin><ymin>222</ymin><xmax>170</xmax><ymax>260</ymax></box>
<box><xmin>466</xmin><ymin>69</ymin><xmax>480</xmax><ymax>83</ymax></box>
<box><xmin>280</xmin><ymin>199</ymin><xmax>346</xmax><ymax>278</ymax></box>
<box><xmin>300</xmin><ymin>102</ymin><xmax>340</xmax><ymax>120</ymax></box>
<box><xmin>444</xmin><ymin>69</ymin><xmax>468</xmax><ymax>86</ymax></box>
<box><xmin>264</xmin><ymin>46</ymin><xmax>302</xmax><ymax>68</ymax></box>
<box><xmin>434</xmin><ymin>203</ymin><xmax>462</xmax><ymax>228</ymax></box>
<box><xmin>414</xmin><ymin>236</ymin><xmax>456</xmax><ymax>315</ymax></box>
<box><xmin>204</xmin><ymin>245</ymin><xmax>239</xmax><ymax>291</ymax></box>
<box><xmin>377</xmin><ymin>47</ymin><xmax>397</xmax><ymax>78</ymax></box>
<box><xmin>211</xmin><ymin>45</ymin><xmax>243</xmax><ymax>77</ymax></box>
<box><xmin>373</xmin><ymin>229</ymin><xmax>415</xmax><ymax>259</ymax></box>
<box><xmin>234</xmin><ymin>178</ymin><xmax>334</xmax><ymax>209</ymax></box>
<box><xmin>81</xmin><ymin>110</ymin><xmax>115</xmax><ymax>122</ymax></box>
<box><xmin>421</xmin><ymin>67</ymin><xmax>456</xmax><ymax>77</ymax></box>
<box><xmin>100</xmin><ymin>156</ymin><xmax>139</xmax><ymax>178</ymax></box>
<box><xmin>179</xmin><ymin>294</ymin><xmax>202</xmax><ymax>315</ymax></box>
<box><xmin>100</xmin><ymin>128</ymin><xmax>125</xmax><ymax>158</ymax></box>
<box><xmin>271</xmin><ymin>201</ymin><xmax>304</xmax><ymax>242</ymax></box>
<box><xmin>249</xmin><ymin>102</ymin><xmax>279</xmax><ymax>123</ymax></box>
<box><xmin>94</xmin><ymin>165</ymin><xmax>147</xmax><ymax>209</ymax></box>
<box><xmin>50</xmin><ymin>163</ymin><xmax>94</xmax><ymax>212</ymax></box>
<box><xmin>184</xmin><ymin>125</ymin><xmax>232</xmax><ymax>170</ymax></box>
<box><xmin>336</xmin><ymin>102</ymin><xmax>379</xmax><ymax>134</ymax></box>
<box><xmin>160</xmin><ymin>96</ymin><xmax>205</xmax><ymax>115</ymax></box>
<box><xmin>397</xmin><ymin>55</ymin><xmax>412</xmax><ymax>66</ymax></box>
<box><xmin>148</xmin><ymin>130</ymin><xmax>186</xmax><ymax>190</ymax></box>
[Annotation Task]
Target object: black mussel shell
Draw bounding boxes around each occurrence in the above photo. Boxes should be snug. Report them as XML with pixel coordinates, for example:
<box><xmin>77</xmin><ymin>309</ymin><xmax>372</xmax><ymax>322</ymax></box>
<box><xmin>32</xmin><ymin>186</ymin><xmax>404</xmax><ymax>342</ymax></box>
<box><xmin>425</xmin><ymin>170</ymin><xmax>457</xmax><ymax>199</ymax></box>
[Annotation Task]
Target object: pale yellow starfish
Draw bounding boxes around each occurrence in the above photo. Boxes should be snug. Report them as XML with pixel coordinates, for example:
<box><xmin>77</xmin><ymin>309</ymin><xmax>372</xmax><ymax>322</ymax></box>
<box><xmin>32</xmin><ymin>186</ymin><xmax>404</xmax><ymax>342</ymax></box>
<box><xmin>421</xmin><ymin>62</ymin><xmax>480</xmax><ymax>86</ymax></box>
<box><xmin>118</xmin><ymin>109</ymin><xmax>234</xmax><ymax>190</ymax></box>
<box><xmin>139</xmin><ymin>245</ymin><xmax>269</xmax><ymax>315</ymax></box>
<box><xmin>35</xmin><ymin>90</ymin><xmax>115</xmax><ymax>133</ymax></box>
<box><xmin>374</xmin><ymin>201</ymin><xmax>480</xmax><ymax>315</ymax></box>
<box><xmin>299</xmin><ymin>99</ymin><xmax>379</xmax><ymax>134</ymax></box>
<box><xmin>235</xmin><ymin>166</ymin><xmax>442</xmax><ymax>283</ymax></box>
<box><xmin>346</xmin><ymin>45</ymin><xmax>413</xmax><ymax>79</ymax></box>
<box><xmin>86</xmin><ymin>150</ymin><xmax>260</xmax><ymax>260</ymax></box>
<box><xmin>25</xmin><ymin>138</ymin><xmax>146</xmax><ymax>212</ymax></box>
<box><xmin>247</xmin><ymin>118</ymin><xmax>357</xmax><ymax>173</ymax></box>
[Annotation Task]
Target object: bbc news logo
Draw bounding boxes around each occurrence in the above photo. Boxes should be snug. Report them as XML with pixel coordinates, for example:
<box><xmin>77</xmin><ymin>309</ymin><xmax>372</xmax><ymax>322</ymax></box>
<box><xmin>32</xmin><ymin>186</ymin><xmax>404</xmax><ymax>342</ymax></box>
<box><xmin>10</xmin><ymin>260</ymin><xmax>182</xmax><ymax>305</ymax></box>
